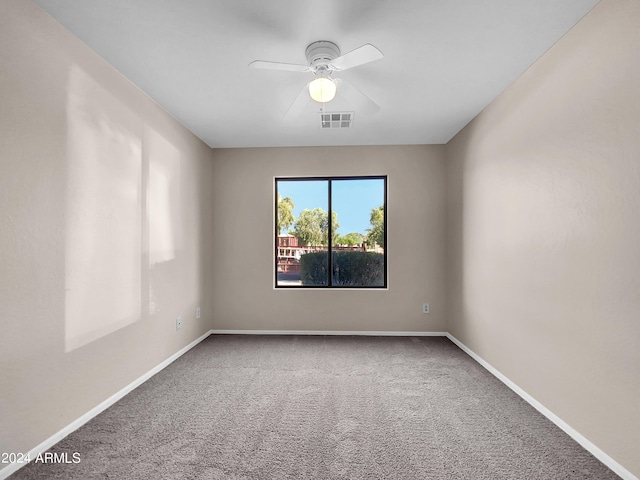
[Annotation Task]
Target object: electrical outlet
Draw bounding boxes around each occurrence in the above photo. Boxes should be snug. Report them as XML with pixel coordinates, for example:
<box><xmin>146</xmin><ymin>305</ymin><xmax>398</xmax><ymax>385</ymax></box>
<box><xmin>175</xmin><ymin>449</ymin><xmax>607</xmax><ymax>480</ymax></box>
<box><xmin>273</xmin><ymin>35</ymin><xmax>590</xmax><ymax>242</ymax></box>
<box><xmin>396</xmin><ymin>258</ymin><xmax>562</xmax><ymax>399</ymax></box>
<box><xmin>176</xmin><ymin>316</ymin><xmax>183</xmax><ymax>330</ymax></box>
<box><xmin>196</xmin><ymin>307</ymin><xmax>201</xmax><ymax>319</ymax></box>
<box><xmin>422</xmin><ymin>303</ymin><xmax>430</xmax><ymax>314</ymax></box>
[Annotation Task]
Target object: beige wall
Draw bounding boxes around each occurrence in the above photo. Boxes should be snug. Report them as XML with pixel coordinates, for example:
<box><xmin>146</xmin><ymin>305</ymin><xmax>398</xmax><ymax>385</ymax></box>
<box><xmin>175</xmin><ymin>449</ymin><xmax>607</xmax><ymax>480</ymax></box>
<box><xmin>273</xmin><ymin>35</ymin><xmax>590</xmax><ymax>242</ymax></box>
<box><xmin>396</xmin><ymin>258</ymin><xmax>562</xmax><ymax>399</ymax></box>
<box><xmin>446</xmin><ymin>0</ymin><xmax>640</xmax><ymax>476</ymax></box>
<box><xmin>0</xmin><ymin>0</ymin><xmax>214</xmax><ymax>455</ymax></box>
<box><xmin>211</xmin><ymin>145</ymin><xmax>447</xmax><ymax>332</ymax></box>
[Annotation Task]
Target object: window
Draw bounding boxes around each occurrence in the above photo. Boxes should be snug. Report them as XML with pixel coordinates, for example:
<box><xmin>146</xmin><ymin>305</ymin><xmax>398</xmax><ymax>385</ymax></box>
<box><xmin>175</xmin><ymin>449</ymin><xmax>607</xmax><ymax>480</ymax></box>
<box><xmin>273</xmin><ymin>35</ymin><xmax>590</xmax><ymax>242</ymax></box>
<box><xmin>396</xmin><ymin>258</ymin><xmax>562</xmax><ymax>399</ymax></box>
<box><xmin>275</xmin><ymin>176</ymin><xmax>387</xmax><ymax>288</ymax></box>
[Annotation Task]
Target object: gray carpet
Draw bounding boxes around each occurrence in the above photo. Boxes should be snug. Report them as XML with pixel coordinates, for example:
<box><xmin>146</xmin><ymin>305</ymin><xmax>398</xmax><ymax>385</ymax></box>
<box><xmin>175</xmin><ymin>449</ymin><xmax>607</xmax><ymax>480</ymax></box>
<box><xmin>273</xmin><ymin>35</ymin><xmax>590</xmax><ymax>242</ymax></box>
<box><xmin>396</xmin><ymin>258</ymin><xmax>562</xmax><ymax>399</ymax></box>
<box><xmin>10</xmin><ymin>335</ymin><xmax>619</xmax><ymax>479</ymax></box>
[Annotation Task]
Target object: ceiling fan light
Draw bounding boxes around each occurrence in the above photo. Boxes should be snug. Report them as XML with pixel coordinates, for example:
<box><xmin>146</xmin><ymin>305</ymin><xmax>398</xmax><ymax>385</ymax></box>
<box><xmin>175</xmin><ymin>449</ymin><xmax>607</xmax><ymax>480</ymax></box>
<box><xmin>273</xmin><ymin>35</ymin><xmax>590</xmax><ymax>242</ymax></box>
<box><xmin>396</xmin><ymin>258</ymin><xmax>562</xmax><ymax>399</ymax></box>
<box><xmin>308</xmin><ymin>77</ymin><xmax>336</xmax><ymax>103</ymax></box>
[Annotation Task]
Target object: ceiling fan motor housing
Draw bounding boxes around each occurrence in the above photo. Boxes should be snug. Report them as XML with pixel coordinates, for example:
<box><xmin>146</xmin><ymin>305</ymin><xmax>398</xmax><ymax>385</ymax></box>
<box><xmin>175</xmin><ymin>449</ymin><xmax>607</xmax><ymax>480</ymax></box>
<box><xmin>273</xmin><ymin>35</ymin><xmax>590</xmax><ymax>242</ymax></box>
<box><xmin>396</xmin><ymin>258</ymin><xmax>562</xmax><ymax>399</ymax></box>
<box><xmin>306</xmin><ymin>41</ymin><xmax>340</xmax><ymax>73</ymax></box>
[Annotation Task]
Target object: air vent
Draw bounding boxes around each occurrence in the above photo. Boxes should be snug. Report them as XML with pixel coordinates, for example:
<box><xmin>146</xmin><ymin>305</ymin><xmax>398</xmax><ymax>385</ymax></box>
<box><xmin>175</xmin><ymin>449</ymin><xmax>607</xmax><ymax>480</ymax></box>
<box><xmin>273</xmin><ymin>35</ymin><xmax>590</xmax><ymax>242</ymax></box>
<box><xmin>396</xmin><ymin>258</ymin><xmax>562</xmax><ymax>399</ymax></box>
<box><xmin>320</xmin><ymin>112</ymin><xmax>354</xmax><ymax>129</ymax></box>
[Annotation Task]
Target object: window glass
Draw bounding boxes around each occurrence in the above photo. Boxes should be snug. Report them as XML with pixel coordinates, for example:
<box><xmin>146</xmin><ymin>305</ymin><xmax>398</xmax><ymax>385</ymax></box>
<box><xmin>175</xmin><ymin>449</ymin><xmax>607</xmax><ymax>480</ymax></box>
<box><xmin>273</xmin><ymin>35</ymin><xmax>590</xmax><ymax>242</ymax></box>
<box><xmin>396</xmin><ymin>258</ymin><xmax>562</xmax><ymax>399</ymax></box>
<box><xmin>275</xmin><ymin>176</ymin><xmax>386</xmax><ymax>288</ymax></box>
<box><xmin>276</xmin><ymin>180</ymin><xmax>328</xmax><ymax>286</ymax></box>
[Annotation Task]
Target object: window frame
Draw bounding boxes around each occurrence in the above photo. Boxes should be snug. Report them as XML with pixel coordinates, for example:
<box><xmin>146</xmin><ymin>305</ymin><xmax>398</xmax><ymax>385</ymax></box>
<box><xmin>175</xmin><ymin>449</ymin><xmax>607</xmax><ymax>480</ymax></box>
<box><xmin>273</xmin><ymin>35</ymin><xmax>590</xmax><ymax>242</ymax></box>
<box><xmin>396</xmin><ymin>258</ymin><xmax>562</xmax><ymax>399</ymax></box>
<box><xmin>274</xmin><ymin>175</ymin><xmax>388</xmax><ymax>289</ymax></box>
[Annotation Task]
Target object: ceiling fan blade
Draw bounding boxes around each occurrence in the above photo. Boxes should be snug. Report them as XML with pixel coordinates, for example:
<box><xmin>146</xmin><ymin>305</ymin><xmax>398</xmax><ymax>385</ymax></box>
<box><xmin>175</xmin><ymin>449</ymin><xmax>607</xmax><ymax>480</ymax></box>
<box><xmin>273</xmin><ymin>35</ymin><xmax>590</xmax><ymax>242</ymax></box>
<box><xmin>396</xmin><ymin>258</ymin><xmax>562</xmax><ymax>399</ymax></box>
<box><xmin>248</xmin><ymin>60</ymin><xmax>310</xmax><ymax>73</ymax></box>
<box><xmin>334</xmin><ymin>78</ymin><xmax>380</xmax><ymax>116</ymax></box>
<box><xmin>330</xmin><ymin>44</ymin><xmax>383</xmax><ymax>71</ymax></box>
<box><xmin>283</xmin><ymin>82</ymin><xmax>312</xmax><ymax>121</ymax></box>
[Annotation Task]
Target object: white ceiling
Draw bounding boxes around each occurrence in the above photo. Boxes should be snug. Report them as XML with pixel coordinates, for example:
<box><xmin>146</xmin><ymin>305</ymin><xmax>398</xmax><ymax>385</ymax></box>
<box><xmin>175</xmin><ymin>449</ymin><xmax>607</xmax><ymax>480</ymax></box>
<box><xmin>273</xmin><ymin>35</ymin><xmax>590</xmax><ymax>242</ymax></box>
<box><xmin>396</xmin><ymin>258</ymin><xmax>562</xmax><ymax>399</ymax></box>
<box><xmin>33</xmin><ymin>0</ymin><xmax>599</xmax><ymax>148</ymax></box>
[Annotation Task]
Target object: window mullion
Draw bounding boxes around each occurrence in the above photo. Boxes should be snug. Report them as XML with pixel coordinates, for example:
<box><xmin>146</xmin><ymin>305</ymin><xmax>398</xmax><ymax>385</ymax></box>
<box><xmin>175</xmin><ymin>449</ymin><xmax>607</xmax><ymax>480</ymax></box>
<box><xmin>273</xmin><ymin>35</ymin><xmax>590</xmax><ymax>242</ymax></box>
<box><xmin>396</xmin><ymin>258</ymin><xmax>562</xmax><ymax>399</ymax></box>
<box><xmin>327</xmin><ymin>179</ymin><xmax>333</xmax><ymax>287</ymax></box>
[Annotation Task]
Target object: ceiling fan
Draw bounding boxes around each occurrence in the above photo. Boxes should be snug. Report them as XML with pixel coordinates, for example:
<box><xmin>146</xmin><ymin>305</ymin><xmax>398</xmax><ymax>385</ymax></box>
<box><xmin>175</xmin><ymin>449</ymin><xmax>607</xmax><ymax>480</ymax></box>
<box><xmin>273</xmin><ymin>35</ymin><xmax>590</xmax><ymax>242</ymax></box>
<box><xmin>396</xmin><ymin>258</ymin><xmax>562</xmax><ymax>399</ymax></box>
<box><xmin>249</xmin><ymin>41</ymin><xmax>383</xmax><ymax>119</ymax></box>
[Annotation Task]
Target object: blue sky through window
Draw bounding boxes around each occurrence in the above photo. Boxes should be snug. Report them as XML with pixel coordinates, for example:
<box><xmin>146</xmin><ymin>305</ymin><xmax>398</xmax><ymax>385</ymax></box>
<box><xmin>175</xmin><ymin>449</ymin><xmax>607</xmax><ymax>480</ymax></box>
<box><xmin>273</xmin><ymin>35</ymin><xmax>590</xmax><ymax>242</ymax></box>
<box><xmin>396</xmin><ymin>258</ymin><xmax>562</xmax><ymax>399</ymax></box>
<box><xmin>278</xmin><ymin>178</ymin><xmax>384</xmax><ymax>236</ymax></box>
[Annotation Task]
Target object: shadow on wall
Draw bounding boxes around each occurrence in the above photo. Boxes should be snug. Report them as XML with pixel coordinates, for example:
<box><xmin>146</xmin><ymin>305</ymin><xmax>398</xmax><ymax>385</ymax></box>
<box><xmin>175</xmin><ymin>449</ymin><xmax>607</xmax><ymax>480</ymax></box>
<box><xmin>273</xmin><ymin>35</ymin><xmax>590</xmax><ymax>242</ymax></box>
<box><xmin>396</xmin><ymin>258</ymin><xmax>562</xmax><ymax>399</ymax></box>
<box><xmin>64</xmin><ymin>65</ymin><xmax>181</xmax><ymax>352</ymax></box>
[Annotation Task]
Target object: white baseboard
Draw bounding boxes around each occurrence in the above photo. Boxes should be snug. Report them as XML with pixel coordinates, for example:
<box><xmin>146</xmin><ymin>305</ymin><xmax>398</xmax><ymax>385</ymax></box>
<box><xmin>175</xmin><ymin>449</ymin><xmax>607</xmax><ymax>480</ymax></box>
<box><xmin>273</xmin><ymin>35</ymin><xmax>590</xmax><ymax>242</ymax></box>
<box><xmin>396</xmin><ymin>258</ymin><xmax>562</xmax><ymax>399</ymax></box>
<box><xmin>211</xmin><ymin>329</ymin><xmax>448</xmax><ymax>337</ymax></box>
<box><xmin>0</xmin><ymin>330</ymin><xmax>213</xmax><ymax>480</ymax></box>
<box><xmin>446</xmin><ymin>334</ymin><xmax>638</xmax><ymax>480</ymax></box>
